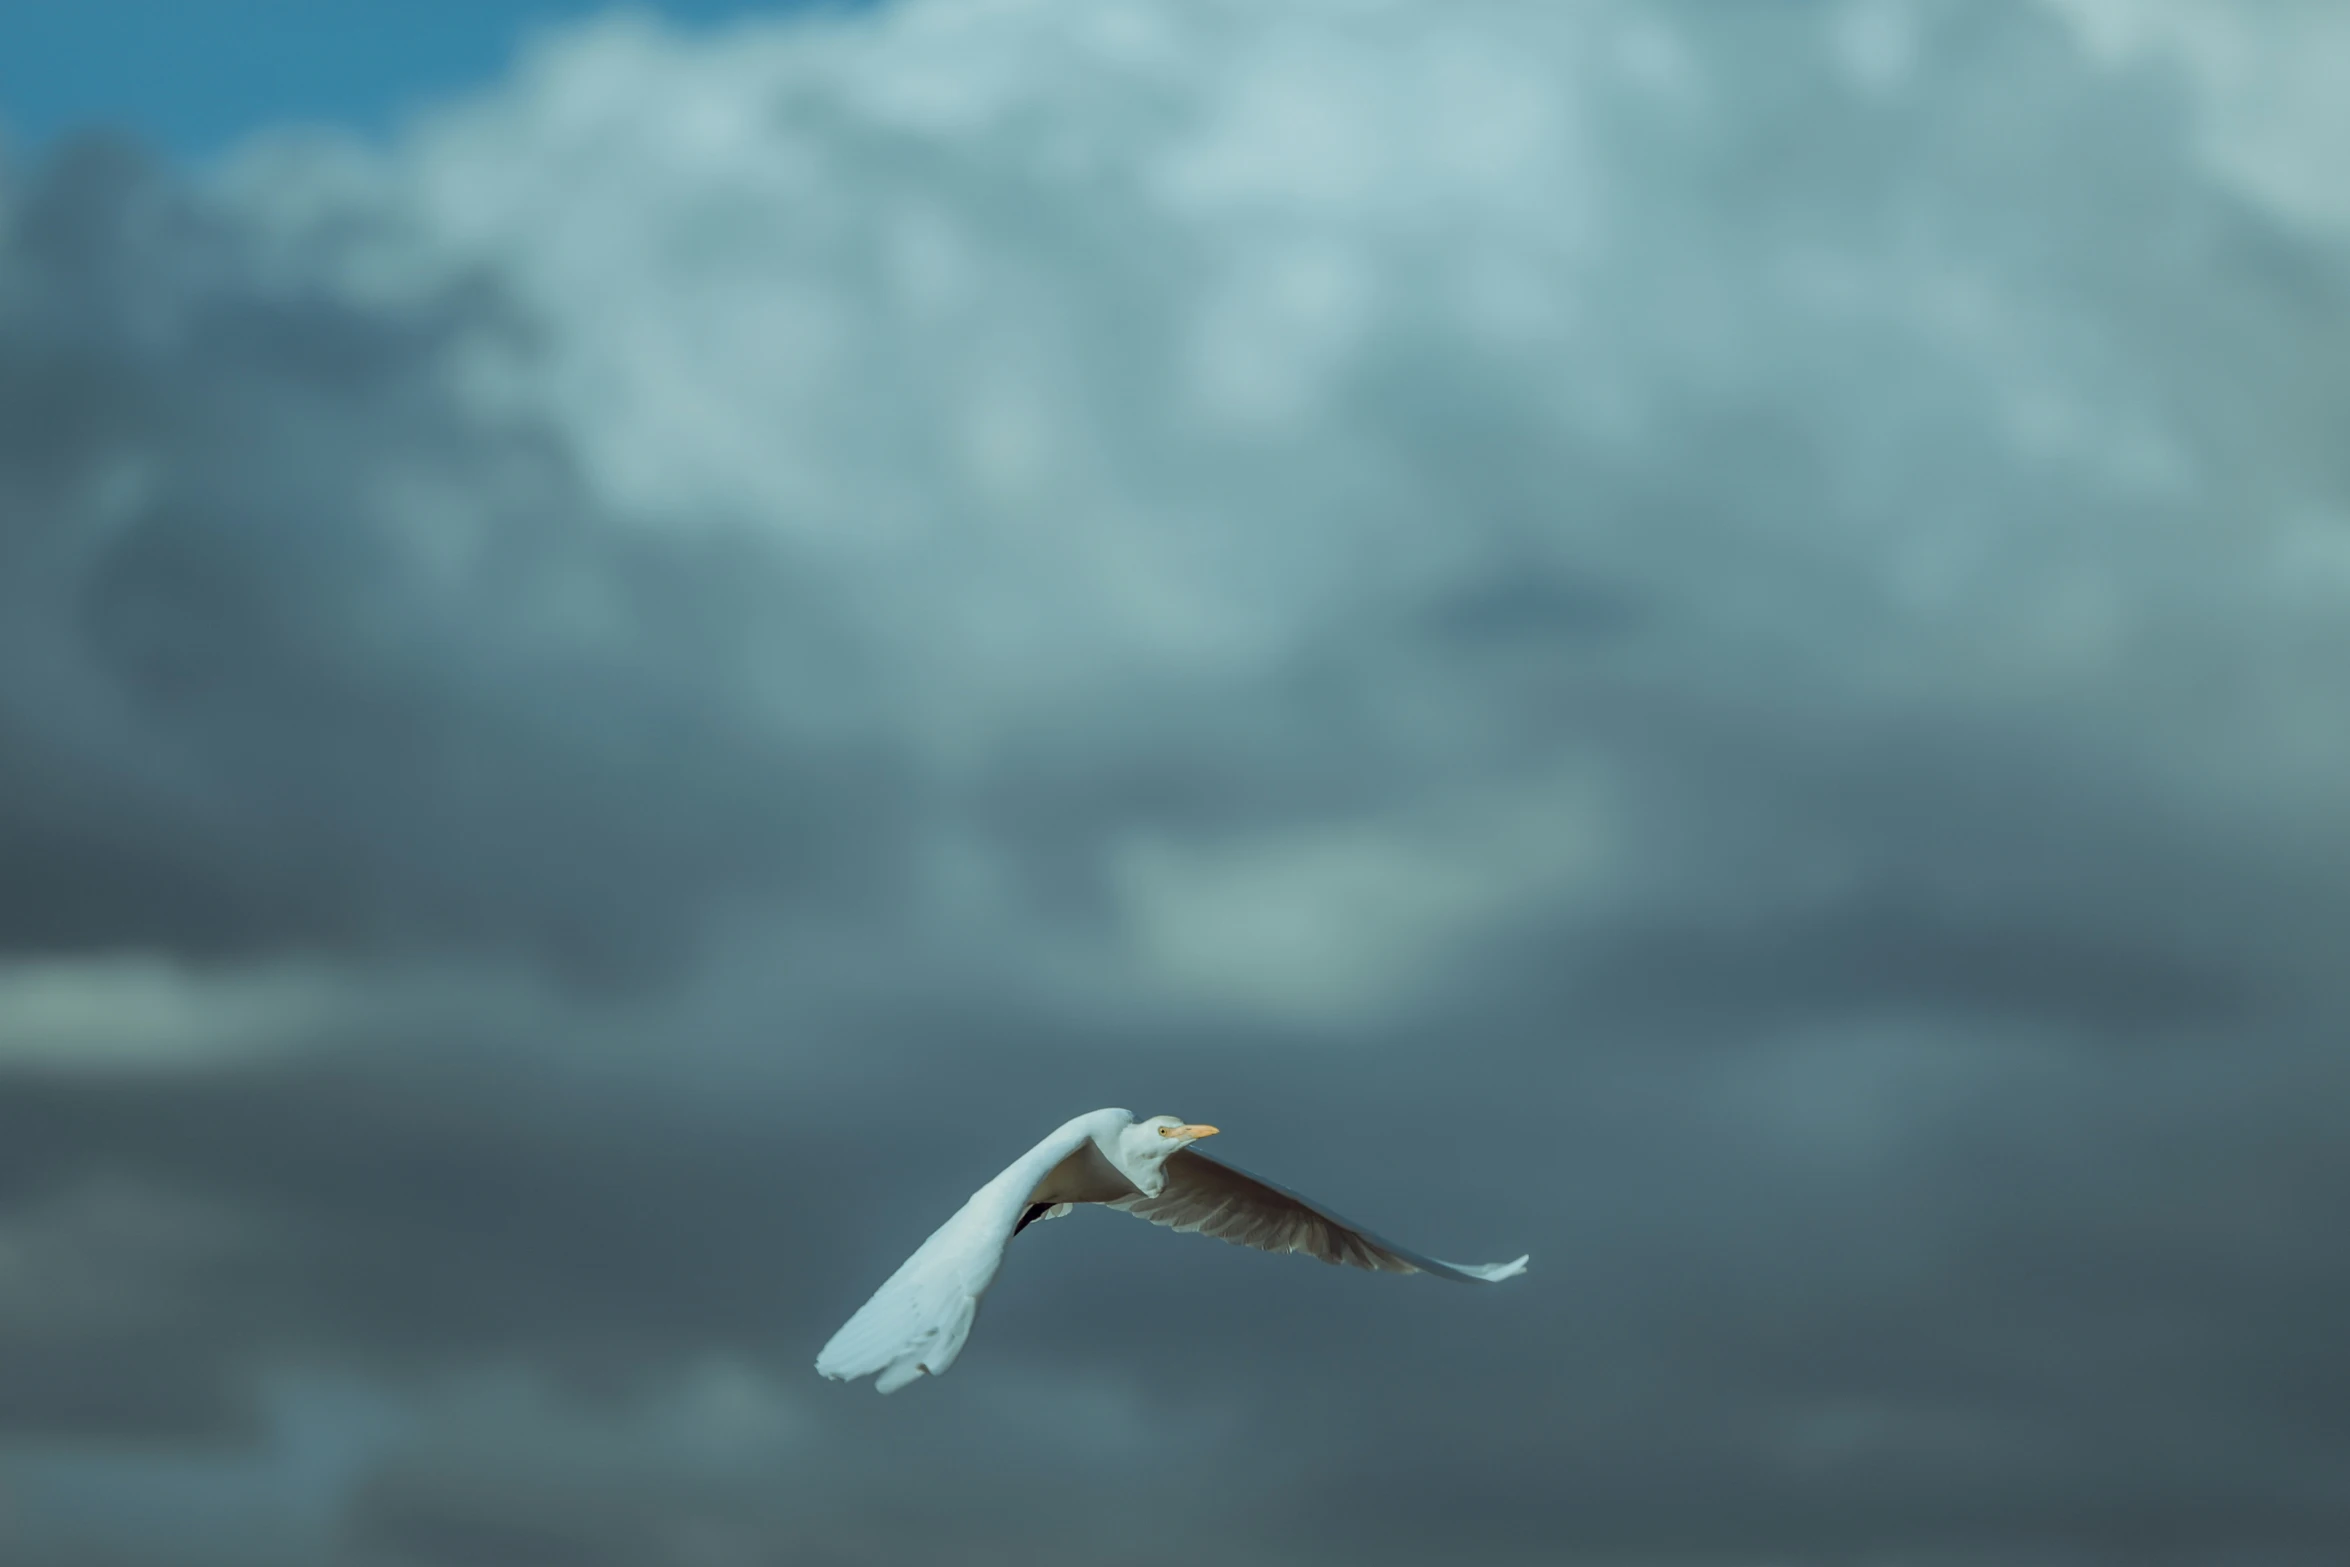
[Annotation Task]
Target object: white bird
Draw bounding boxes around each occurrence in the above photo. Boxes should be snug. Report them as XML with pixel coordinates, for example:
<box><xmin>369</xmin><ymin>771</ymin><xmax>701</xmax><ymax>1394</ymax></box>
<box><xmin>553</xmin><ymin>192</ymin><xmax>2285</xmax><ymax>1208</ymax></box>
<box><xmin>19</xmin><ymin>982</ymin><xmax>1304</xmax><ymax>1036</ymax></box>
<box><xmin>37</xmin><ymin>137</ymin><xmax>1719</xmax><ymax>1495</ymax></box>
<box><xmin>815</xmin><ymin>1108</ymin><xmax>1529</xmax><ymax>1393</ymax></box>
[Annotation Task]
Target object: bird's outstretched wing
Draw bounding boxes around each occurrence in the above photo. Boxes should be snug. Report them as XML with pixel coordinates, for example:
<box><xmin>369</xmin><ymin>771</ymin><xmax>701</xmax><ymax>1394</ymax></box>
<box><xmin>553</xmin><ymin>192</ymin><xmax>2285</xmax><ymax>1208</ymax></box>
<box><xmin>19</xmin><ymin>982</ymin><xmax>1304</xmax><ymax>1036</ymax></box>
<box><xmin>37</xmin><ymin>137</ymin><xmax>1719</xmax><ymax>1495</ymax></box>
<box><xmin>1105</xmin><ymin>1148</ymin><xmax>1529</xmax><ymax>1284</ymax></box>
<box><xmin>815</xmin><ymin>1118</ymin><xmax>1102</xmax><ymax>1393</ymax></box>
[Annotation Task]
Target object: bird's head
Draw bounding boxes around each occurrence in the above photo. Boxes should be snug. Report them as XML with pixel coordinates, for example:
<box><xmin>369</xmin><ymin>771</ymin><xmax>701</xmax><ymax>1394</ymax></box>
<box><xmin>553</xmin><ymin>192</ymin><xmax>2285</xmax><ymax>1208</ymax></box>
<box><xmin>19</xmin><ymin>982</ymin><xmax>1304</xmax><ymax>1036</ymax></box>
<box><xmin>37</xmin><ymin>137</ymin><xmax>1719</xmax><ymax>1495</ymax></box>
<box><xmin>1113</xmin><ymin>1114</ymin><xmax>1218</xmax><ymax>1197</ymax></box>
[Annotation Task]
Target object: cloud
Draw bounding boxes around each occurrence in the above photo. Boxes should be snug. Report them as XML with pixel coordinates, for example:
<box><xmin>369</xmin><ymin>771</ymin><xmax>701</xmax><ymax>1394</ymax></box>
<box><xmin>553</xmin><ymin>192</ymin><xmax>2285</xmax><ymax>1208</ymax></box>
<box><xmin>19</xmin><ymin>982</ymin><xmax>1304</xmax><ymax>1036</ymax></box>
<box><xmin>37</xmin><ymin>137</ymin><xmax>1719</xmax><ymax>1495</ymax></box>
<box><xmin>0</xmin><ymin>134</ymin><xmax>904</xmax><ymax>982</ymax></box>
<box><xmin>2039</xmin><ymin>0</ymin><xmax>2350</xmax><ymax>235</ymax></box>
<box><xmin>0</xmin><ymin>955</ymin><xmax>350</xmax><ymax>1072</ymax></box>
<box><xmin>1</xmin><ymin>0</ymin><xmax>2348</xmax><ymax>1563</ymax></box>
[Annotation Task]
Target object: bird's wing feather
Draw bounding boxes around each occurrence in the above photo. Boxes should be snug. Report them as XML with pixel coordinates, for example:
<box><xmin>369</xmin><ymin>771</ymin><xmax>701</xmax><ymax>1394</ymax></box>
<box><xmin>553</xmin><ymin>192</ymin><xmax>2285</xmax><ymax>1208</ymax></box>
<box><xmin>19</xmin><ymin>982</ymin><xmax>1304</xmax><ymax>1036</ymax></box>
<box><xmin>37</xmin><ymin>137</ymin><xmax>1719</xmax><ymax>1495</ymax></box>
<box><xmin>1106</xmin><ymin>1148</ymin><xmax>1529</xmax><ymax>1284</ymax></box>
<box><xmin>815</xmin><ymin>1114</ymin><xmax>1112</xmax><ymax>1393</ymax></box>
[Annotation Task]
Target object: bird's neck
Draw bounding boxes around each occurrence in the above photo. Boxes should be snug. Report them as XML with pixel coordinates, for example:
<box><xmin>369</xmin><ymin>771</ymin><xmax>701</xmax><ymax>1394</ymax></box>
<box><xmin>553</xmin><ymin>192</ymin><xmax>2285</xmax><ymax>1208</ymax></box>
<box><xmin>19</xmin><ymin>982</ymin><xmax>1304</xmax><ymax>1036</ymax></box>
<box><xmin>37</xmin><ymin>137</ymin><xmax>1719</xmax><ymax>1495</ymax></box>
<box><xmin>1097</xmin><ymin>1130</ymin><xmax>1172</xmax><ymax>1198</ymax></box>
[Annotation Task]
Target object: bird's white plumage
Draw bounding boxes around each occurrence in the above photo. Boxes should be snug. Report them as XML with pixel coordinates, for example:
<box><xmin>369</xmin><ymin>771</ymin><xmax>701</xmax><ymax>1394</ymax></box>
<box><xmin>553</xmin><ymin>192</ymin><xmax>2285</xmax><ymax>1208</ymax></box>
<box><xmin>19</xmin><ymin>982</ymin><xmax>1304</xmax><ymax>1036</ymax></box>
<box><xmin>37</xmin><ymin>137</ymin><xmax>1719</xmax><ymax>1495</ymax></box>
<box><xmin>814</xmin><ymin>1108</ymin><xmax>1527</xmax><ymax>1393</ymax></box>
<box><xmin>814</xmin><ymin>1109</ymin><xmax>1121</xmax><ymax>1392</ymax></box>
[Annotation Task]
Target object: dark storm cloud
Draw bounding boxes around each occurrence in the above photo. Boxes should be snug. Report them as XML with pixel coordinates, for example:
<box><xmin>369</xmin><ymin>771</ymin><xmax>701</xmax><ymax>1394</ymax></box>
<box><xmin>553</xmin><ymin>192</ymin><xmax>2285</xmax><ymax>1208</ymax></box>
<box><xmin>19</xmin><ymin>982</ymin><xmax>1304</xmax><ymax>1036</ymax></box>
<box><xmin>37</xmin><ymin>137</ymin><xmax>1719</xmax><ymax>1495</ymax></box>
<box><xmin>0</xmin><ymin>136</ymin><xmax>906</xmax><ymax>982</ymax></box>
<box><xmin>3</xmin><ymin>1</ymin><xmax>2350</xmax><ymax>1565</ymax></box>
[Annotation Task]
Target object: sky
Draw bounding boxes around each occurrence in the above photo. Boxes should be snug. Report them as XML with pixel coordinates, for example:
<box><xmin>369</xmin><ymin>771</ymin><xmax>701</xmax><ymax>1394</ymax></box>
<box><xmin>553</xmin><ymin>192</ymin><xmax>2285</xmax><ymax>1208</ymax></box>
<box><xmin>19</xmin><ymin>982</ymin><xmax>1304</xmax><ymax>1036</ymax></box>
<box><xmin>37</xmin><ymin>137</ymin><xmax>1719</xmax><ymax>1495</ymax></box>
<box><xmin>2</xmin><ymin>0</ymin><xmax>2348</xmax><ymax>1564</ymax></box>
<box><xmin>0</xmin><ymin>1</ymin><xmax>861</xmax><ymax>157</ymax></box>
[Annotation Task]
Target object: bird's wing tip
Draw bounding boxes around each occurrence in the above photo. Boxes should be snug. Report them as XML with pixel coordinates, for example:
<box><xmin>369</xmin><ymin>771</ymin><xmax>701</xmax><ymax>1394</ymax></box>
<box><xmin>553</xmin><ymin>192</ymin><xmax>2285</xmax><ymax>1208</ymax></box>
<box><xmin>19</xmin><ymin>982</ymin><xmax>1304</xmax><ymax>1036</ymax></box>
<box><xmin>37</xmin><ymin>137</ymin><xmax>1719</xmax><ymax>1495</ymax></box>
<box><xmin>1419</xmin><ymin>1252</ymin><xmax>1531</xmax><ymax>1282</ymax></box>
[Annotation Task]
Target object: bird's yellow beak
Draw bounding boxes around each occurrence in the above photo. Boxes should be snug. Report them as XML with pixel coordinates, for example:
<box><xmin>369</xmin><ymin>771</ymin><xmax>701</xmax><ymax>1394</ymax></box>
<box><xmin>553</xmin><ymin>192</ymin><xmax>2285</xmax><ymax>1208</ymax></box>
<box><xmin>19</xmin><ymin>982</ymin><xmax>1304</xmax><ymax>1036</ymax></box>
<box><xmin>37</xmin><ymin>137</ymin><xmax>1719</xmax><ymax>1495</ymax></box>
<box><xmin>1160</xmin><ymin>1123</ymin><xmax>1219</xmax><ymax>1140</ymax></box>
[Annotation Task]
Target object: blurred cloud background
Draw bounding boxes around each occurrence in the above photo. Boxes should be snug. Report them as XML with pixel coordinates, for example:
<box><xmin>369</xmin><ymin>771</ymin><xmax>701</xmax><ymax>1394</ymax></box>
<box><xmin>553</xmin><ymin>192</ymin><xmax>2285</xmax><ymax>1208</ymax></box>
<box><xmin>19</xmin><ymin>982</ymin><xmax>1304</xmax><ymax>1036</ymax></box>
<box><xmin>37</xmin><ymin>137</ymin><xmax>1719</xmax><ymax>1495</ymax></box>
<box><xmin>3</xmin><ymin>0</ymin><xmax>2347</xmax><ymax>1562</ymax></box>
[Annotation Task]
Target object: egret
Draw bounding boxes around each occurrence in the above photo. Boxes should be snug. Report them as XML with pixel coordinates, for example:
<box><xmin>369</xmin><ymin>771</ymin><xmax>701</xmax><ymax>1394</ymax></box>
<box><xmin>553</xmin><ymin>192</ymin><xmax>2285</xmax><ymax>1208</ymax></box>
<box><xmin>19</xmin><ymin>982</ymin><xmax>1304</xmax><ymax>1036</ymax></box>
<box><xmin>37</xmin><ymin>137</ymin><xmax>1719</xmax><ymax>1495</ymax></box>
<box><xmin>815</xmin><ymin>1108</ymin><xmax>1529</xmax><ymax>1393</ymax></box>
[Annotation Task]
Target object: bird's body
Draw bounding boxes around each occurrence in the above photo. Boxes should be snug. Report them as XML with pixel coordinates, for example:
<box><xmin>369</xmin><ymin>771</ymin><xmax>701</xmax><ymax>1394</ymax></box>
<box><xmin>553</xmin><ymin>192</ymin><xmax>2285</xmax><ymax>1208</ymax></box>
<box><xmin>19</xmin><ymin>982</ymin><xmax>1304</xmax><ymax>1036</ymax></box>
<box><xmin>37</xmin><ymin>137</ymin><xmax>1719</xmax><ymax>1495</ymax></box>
<box><xmin>814</xmin><ymin>1108</ymin><xmax>1528</xmax><ymax>1393</ymax></box>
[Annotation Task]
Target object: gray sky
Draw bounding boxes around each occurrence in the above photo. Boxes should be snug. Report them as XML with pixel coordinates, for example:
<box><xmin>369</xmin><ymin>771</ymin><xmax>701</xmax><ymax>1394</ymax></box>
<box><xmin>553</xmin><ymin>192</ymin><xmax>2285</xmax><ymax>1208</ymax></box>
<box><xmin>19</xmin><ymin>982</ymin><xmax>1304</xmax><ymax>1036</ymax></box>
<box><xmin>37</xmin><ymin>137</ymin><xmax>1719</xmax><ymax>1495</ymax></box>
<box><xmin>3</xmin><ymin>1</ymin><xmax>2348</xmax><ymax>1563</ymax></box>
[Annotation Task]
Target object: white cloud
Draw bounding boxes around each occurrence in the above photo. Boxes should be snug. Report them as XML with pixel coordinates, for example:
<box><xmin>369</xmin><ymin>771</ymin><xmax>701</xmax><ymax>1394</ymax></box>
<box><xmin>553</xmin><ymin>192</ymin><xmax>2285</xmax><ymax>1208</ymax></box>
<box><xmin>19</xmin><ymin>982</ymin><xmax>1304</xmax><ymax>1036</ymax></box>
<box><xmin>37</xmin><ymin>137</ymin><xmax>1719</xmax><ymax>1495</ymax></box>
<box><xmin>0</xmin><ymin>957</ymin><xmax>343</xmax><ymax>1071</ymax></box>
<box><xmin>2039</xmin><ymin>0</ymin><xmax>2350</xmax><ymax>234</ymax></box>
<box><xmin>182</xmin><ymin>0</ymin><xmax>2350</xmax><ymax>1027</ymax></box>
<box><xmin>1109</xmin><ymin>775</ymin><xmax>1617</xmax><ymax>1023</ymax></box>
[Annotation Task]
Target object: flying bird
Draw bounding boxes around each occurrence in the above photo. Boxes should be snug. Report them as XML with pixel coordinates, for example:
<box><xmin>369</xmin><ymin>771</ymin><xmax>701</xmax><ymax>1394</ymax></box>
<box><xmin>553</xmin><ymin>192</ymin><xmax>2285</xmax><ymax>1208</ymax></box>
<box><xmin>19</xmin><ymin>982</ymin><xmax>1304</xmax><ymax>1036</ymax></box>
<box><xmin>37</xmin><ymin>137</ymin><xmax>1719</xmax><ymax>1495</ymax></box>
<box><xmin>815</xmin><ymin>1108</ymin><xmax>1529</xmax><ymax>1393</ymax></box>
